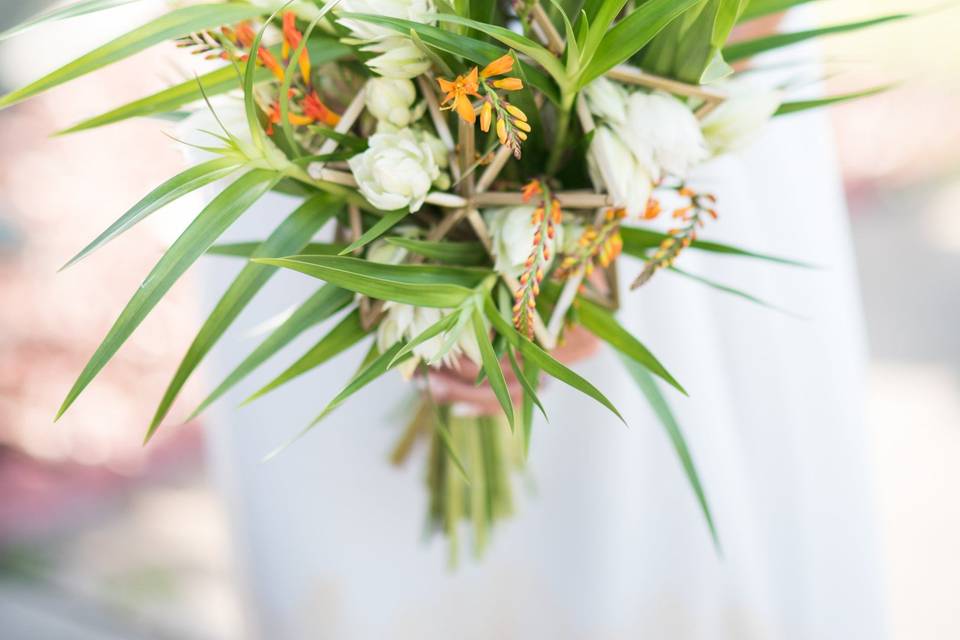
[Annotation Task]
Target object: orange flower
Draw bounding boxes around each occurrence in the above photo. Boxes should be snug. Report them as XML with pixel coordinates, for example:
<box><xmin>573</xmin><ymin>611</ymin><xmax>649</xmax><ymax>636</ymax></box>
<box><xmin>521</xmin><ymin>179</ymin><xmax>542</xmax><ymax>202</ymax></box>
<box><xmin>481</xmin><ymin>54</ymin><xmax>514</xmax><ymax>79</ymax></box>
<box><xmin>282</xmin><ymin>11</ymin><xmax>311</xmax><ymax>82</ymax></box>
<box><xmin>492</xmin><ymin>77</ymin><xmax>523</xmax><ymax>91</ymax></box>
<box><xmin>479</xmin><ymin>101</ymin><xmax>492</xmax><ymax>132</ymax></box>
<box><xmin>437</xmin><ymin>67</ymin><xmax>480</xmax><ymax>124</ymax></box>
<box><xmin>258</xmin><ymin>47</ymin><xmax>285</xmax><ymax>81</ymax></box>
<box><xmin>304</xmin><ymin>91</ymin><xmax>341</xmax><ymax>126</ymax></box>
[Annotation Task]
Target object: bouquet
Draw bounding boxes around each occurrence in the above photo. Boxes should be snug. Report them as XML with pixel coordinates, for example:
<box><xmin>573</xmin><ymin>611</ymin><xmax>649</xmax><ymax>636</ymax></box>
<box><xmin>1</xmin><ymin>0</ymin><xmax>905</xmax><ymax>560</ymax></box>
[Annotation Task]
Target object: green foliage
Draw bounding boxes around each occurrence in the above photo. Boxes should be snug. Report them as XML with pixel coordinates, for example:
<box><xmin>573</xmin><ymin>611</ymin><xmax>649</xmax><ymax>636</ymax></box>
<box><xmin>57</xmin><ymin>169</ymin><xmax>280</xmax><ymax>422</ymax></box>
<box><xmin>147</xmin><ymin>194</ymin><xmax>342</xmax><ymax>439</ymax></box>
<box><xmin>0</xmin><ymin>0</ymin><xmax>144</xmax><ymax>41</ymax></box>
<box><xmin>0</xmin><ymin>4</ymin><xmax>266</xmax><ymax>109</ymax></box>
<box><xmin>776</xmin><ymin>86</ymin><xmax>893</xmax><ymax>116</ymax></box>
<box><xmin>619</xmin><ymin>226</ymin><xmax>813</xmax><ymax>267</ymax></box>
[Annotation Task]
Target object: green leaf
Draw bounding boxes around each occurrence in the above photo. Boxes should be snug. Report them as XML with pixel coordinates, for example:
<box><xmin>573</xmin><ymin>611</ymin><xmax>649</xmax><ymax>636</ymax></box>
<box><xmin>578</xmin><ymin>0</ymin><xmax>630</xmax><ymax>69</ymax></box>
<box><xmin>724</xmin><ymin>14</ymin><xmax>909</xmax><ymax>63</ymax></box>
<box><xmin>339</xmin><ymin>13</ymin><xmax>559</xmax><ymax>101</ymax></box>
<box><xmin>0</xmin><ymin>0</ymin><xmax>143</xmax><ymax>41</ymax></box>
<box><xmin>190</xmin><ymin>284</ymin><xmax>353</xmax><ymax>419</ymax></box>
<box><xmin>739</xmin><ymin>0</ymin><xmax>818</xmax><ymax>23</ymax></box>
<box><xmin>577</xmin><ymin>297</ymin><xmax>687</xmax><ymax>396</ymax></box>
<box><xmin>59</xmin><ymin>39</ymin><xmax>350</xmax><ymax>134</ymax></box>
<box><xmin>432</xmin><ymin>13</ymin><xmax>567</xmax><ymax>83</ymax></box>
<box><xmin>507</xmin><ymin>345</ymin><xmax>544</xmax><ymax>457</ymax></box>
<box><xmin>0</xmin><ymin>4</ymin><xmax>267</xmax><ymax>110</ymax></box>
<box><xmin>384</xmin><ymin>237</ymin><xmax>488</xmax><ymax>265</ymax></box>
<box><xmin>245</xmin><ymin>308</ymin><xmax>370</xmax><ymax>404</ymax></box>
<box><xmin>775</xmin><ymin>85</ymin><xmax>892</xmax><ymax>116</ymax></box>
<box><xmin>61</xmin><ymin>157</ymin><xmax>241</xmax><ymax>271</ymax></box>
<box><xmin>207</xmin><ymin>241</ymin><xmax>346</xmax><ymax>258</ymax></box>
<box><xmin>146</xmin><ymin>194</ymin><xmax>341</xmax><ymax>439</ymax></box>
<box><xmin>484</xmin><ymin>297</ymin><xmax>624</xmax><ymax>423</ymax></box>
<box><xmin>471</xmin><ymin>307</ymin><xmax>515</xmax><ymax>430</ymax></box>
<box><xmin>314</xmin><ymin>342</ymin><xmax>409</xmax><ymax>422</ymax></box>
<box><xmin>56</xmin><ymin>169</ymin><xmax>280</xmax><ymax>422</ymax></box>
<box><xmin>620</xmin><ymin>356</ymin><xmax>719</xmax><ymax>549</ymax></box>
<box><xmin>252</xmin><ymin>255</ymin><xmax>488</xmax><ymax>308</ymax></box>
<box><xmin>619</xmin><ymin>226</ymin><xmax>813</xmax><ymax>267</ymax></box>
<box><xmin>388</xmin><ymin>312</ymin><xmax>460</xmax><ymax>369</ymax></box>
<box><xmin>668</xmin><ymin>267</ymin><xmax>800</xmax><ymax>317</ymax></box>
<box><xmin>578</xmin><ymin>0</ymin><xmax>702</xmax><ymax>87</ymax></box>
<box><xmin>339</xmin><ymin>209</ymin><xmax>408</xmax><ymax>255</ymax></box>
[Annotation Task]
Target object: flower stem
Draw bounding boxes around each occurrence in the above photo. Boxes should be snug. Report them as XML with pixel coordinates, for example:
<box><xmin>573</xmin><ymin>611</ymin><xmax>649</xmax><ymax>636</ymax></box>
<box><xmin>546</xmin><ymin>95</ymin><xmax>574</xmax><ymax>176</ymax></box>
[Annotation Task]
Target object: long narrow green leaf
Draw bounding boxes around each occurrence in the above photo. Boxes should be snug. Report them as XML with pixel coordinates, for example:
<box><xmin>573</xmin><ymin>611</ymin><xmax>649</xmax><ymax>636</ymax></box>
<box><xmin>577</xmin><ymin>297</ymin><xmax>687</xmax><ymax>396</ymax></box>
<box><xmin>739</xmin><ymin>0</ymin><xmax>818</xmax><ymax>23</ymax></box>
<box><xmin>507</xmin><ymin>345</ymin><xmax>544</xmax><ymax>457</ymax></box>
<box><xmin>471</xmin><ymin>307</ymin><xmax>515</xmax><ymax>430</ymax></box>
<box><xmin>389</xmin><ymin>312</ymin><xmax>460</xmax><ymax>369</ymax></box>
<box><xmin>620</xmin><ymin>356</ymin><xmax>719</xmax><ymax>548</ymax></box>
<box><xmin>61</xmin><ymin>157</ymin><xmax>241</xmax><ymax>271</ymax></box>
<box><xmin>724</xmin><ymin>14</ymin><xmax>909</xmax><ymax>63</ymax></box>
<box><xmin>147</xmin><ymin>194</ymin><xmax>341</xmax><ymax>439</ymax></box>
<box><xmin>0</xmin><ymin>4</ymin><xmax>267</xmax><ymax>109</ymax></box>
<box><xmin>190</xmin><ymin>284</ymin><xmax>353</xmax><ymax>419</ymax></box>
<box><xmin>207</xmin><ymin>241</ymin><xmax>346</xmax><ymax>258</ymax></box>
<box><xmin>384</xmin><ymin>237</ymin><xmax>488</xmax><ymax>265</ymax></box>
<box><xmin>432</xmin><ymin>13</ymin><xmax>567</xmax><ymax>82</ymax></box>
<box><xmin>339</xmin><ymin>210</ymin><xmax>408</xmax><ymax>255</ymax></box>
<box><xmin>56</xmin><ymin>169</ymin><xmax>279</xmax><ymax>421</ymax></box>
<box><xmin>669</xmin><ymin>267</ymin><xmax>802</xmax><ymax>317</ymax></box>
<box><xmin>245</xmin><ymin>309</ymin><xmax>369</xmax><ymax>404</ymax></box>
<box><xmin>484</xmin><ymin>297</ymin><xmax>624</xmax><ymax>423</ymax></box>
<box><xmin>339</xmin><ymin>13</ymin><xmax>559</xmax><ymax>101</ymax></box>
<box><xmin>619</xmin><ymin>226</ymin><xmax>813</xmax><ymax>267</ymax></box>
<box><xmin>0</xmin><ymin>0</ymin><xmax>143</xmax><ymax>41</ymax></box>
<box><xmin>578</xmin><ymin>0</ymin><xmax>702</xmax><ymax>87</ymax></box>
<box><xmin>309</xmin><ymin>342</ymin><xmax>410</xmax><ymax>425</ymax></box>
<box><xmin>775</xmin><ymin>85</ymin><xmax>891</xmax><ymax>116</ymax></box>
<box><xmin>252</xmin><ymin>255</ymin><xmax>487</xmax><ymax>308</ymax></box>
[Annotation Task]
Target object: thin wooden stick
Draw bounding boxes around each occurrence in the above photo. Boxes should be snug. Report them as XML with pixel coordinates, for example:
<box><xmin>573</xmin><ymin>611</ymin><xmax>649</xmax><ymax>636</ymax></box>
<box><xmin>529</xmin><ymin>3</ymin><xmax>564</xmax><ymax>55</ymax></box>
<box><xmin>476</xmin><ymin>145</ymin><xmax>512</xmax><ymax>194</ymax></box>
<box><xmin>606</xmin><ymin>65</ymin><xmax>727</xmax><ymax>104</ymax></box>
<box><xmin>473</xmin><ymin>190</ymin><xmax>613</xmax><ymax>209</ymax></box>
<box><xmin>348</xmin><ymin>204</ymin><xmax>363</xmax><ymax>254</ymax></box>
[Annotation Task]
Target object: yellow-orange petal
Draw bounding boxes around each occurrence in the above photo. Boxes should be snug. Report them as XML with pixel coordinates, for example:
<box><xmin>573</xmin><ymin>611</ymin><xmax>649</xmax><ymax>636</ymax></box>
<box><xmin>479</xmin><ymin>101</ymin><xmax>492</xmax><ymax>132</ymax></box>
<box><xmin>505</xmin><ymin>103</ymin><xmax>527</xmax><ymax>121</ymax></box>
<box><xmin>455</xmin><ymin>94</ymin><xmax>476</xmax><ymax>124</ymax></box>
<box><xmin>496</xmin><ymin>117</ymin><xmax>508</xmax><ymax>144</ymax></box>
<box><xmin>492</xmin><ymin>77</ymin><xmax>523</xmax><ymax>91</ymax></box>
<box><xmin>481</xmin><ymin>54</ymin><xmax>514</xmax><ymax>78</ymax></box>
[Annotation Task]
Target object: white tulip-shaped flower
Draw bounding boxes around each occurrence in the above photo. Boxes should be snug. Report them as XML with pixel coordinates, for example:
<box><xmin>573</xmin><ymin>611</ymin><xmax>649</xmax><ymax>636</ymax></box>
<box><xmin>363</xmin><ymin>38</ymin><xmax>433</xmax><ymax>79</ymax></box>
<box><xmin>348</xmin><ymin>128</ymin><xmax>441</xmax><ymax>212</ymax></box>
<box><xmin>364</xmin><ymin>78</ymin><xmax>422</xmax><ymax>128</ymax></box>
<box><xmin>701</xmin><ymin>83</ymin><xmax>783</xmax><ymax>156</ymax></box>
<box><xmin>334</xmin><ymin>0</ymin><xmax>435</xmax><ymax>77</ymax></box>
<box><xmin>617</xmin><ymin>91</ymin><xmax>709</xmax><ymax>180</ymax></box>
<box><xmin>377</xmin><ymin>303</ymin><xmax>481</xmax><ymax>378</ymax></box>
<box><xmin>485</xmin><ymin>206</ymin><xmax>563</xmax><ymax>278</ymax></box>
<box><xmin>583</xmin><ymin>76</ymin><xmax>629</xmax><ymax>125</ymax></box>
<box><xmin>588</xmin><ymin>126</ymin><xmax>653</xmax><ymax>218</ymax></box>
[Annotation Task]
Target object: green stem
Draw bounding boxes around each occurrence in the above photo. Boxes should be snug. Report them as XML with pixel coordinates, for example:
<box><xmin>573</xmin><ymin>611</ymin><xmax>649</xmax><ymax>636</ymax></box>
<box><xmin>545</xmin><ymin>94</ymin><xmax>574</xmax><ymax>176</ymax></box>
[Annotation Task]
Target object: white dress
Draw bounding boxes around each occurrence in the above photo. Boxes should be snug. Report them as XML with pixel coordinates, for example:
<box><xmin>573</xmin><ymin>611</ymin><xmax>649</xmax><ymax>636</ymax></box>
<box><xmin>200</xmin><ymin>100</ymin><xmax>886</xmax><ymax>639</ymax></box>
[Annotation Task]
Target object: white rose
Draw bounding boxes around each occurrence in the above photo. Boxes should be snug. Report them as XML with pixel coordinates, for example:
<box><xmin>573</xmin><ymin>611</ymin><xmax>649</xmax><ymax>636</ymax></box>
<box><xmin>365</xmin><ymin>78</ymin><xmax>420</xmax><ymax>128</ymax></box>
<box><xmin>584</xmin><ymin>77</ymin><xmax>629</xmax><ymax>125</ymax></box>
<box><xmin>362</xmin><ymin>38</ymin><xmax>432</xmax><ymax>79</ymax></box>
<box><xmin>588</xmin><ymin>126</ymin><xmax>653</xmax><ymax>218</ymax></box>
<box><xmin>617</xmin><ymin>91</ymin><xmax>708</xmax><ymax>180</ymax></box>
<box><xmin>377</xmin><ymin>302</ymin><xmax>481</xmax><ymax>377</ymax></box>
<box><xmin>485</xmin><ymin>206</ymin><xmax>563</xmax><ymax>278</ymax></box>
<box><xmin>701</xmin><ymin>83</ymin><xmax>783</xmax><ymax>156</ymax></box>
<box><xmin>348</xmin><ymin>129</ymin><xmax>440</xmax><ymax>212</ymax></box>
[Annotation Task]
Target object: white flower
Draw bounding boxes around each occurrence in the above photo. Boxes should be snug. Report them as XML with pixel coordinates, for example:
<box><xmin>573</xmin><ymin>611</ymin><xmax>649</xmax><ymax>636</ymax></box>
<box><xmin>617</xmin><ymin>91</ymin><xmax>709</xmax><ymax>180</ymax></box>
<box><xmin>485</xmin><ymin>206</ymin><xmax>563</xmax><ymax>278</ymax></box>
<box><xmin>377</xmin><ymin>302</ymin><xmax>481</xmax><ymax>377</ymax></box>
<box><xmin>584</xmin><ymin>77</ymin><xmax>629</xmax><ymax>125</ymax></box>
<box><xmin>334</xmin><ymin>0</ymin><xmax>435</xmax><ymax>78</ymax></box>
<box><xmin>588</xmin><ymin>126</ymin><xmax>653</xmax><ymax>218</ymax></box>
<box><xmin>348</xmin><ymin>128</ymin><xmax>440</xmax><ymax>212</ymax></box>
<box><xmin>701</xmin><ymin>83</ymin><xmax>783</xmax><ymax>156</ymax></box>
<box><xmin>362</xmin><ymin>38</ymin><xmax>433</xmax><ymax>79</ymax></box>
<box><xmin>365</xmin><ymin>78</ymin><xmax>421</xmax><ymax>128</ymax></box>
<box><xmin>336</xmin><ymin>0</ymin><xmax>435</xmax><ymax>42</ymax></box>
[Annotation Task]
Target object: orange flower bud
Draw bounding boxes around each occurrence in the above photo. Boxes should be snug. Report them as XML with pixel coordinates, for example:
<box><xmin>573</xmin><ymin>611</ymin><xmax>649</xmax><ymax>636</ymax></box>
<box><xmin>480</xmin><ymin>101</ymin><xmax>492</xmax><ymax>132</ymax></box>
<box><xmin>496</xmin><ymin>117</ymin><xmax>507</xmax><ymax>144</ymax></box>
<box><xmin>492</xmin><ymin>77</ymin><xmax>523</xmax><ymax>91</ymax></box>
<box><xmin>481</xmin><ymin>54</ymin><xmax>514</xmax><ymax>78</ymax></box>
<box><xmin>505</xmin><ymin>104</ymin><xmax>527</xmax><ymax>121</ymax></box>
<box><xmin>512</xmin><ymin>118</ymin><xmax>531</xmax><ymax>133</ymax></box>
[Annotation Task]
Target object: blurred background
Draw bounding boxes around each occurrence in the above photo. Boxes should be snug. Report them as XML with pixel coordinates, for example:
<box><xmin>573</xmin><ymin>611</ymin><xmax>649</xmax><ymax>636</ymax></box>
<box><xmin>0</xmin><ymin>1</ymin><xmax>957</xmax><ymax>638</ymax></box>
